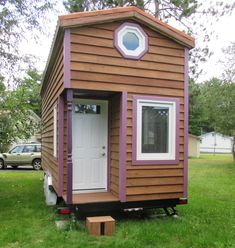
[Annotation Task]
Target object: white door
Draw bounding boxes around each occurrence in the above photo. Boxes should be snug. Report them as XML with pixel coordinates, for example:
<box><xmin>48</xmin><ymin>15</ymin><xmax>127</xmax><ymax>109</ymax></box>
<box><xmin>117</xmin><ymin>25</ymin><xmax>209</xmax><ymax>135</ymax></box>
<box><xmin>72</xmin><ymin>99</ymin><xmax>108</xmax><ymax>192</ymax></box>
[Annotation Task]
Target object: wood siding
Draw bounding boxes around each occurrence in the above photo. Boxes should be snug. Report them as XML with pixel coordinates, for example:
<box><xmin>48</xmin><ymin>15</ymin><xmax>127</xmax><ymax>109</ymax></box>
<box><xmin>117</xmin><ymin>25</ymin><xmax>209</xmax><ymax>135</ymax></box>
<box><xmin>126</xmin><ymin>93</ymin><xmax>184</xmax><ymax>201</ymax></box>
<box><xmin>69</xmin><ymin>21</ymin><xmax>185</xmax><ymax>202</ymax></box>
<box><xmin>41</xmin><ymin>42</ymin><xmax>64</xmax><ymax>194</ymax></box>
<box><xmin>109</xmin><ymin>95</ymin><xmax>120</xmax><ymax>197</ymax></box>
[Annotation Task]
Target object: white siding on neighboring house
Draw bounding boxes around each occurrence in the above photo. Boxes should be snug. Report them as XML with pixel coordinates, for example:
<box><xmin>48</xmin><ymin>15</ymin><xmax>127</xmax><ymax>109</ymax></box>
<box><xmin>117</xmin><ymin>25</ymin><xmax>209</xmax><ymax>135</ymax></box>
<box><xmin>200</xmin><ymin>132</ymin><xmax>233</xmax><ymax>154</ymax></box>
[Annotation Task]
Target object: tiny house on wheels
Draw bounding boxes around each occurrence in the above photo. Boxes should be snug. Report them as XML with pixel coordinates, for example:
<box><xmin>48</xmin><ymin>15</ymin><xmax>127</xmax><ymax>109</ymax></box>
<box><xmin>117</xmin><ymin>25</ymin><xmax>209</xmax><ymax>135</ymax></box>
<box><xmin>41</xmin><ymin>7</ymin><xmax>195</xmax><ymax>214</ymax></box>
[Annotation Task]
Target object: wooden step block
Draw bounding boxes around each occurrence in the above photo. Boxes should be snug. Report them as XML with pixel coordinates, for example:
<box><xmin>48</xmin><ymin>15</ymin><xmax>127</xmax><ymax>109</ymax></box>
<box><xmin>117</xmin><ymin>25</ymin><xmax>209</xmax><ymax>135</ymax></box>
<box><xmin>86</xmin><ymin>216</ymin><xmax>115</xmax><ymax>236</ymax></box>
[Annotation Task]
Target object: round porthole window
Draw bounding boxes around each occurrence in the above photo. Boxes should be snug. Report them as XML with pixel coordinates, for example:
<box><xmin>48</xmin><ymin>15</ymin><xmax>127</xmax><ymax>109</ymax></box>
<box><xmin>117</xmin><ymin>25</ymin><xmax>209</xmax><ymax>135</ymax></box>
<box><xmin>114</xmin><ymin>22</ymin><xmax>148</xmax><ymax>60</ymax></box>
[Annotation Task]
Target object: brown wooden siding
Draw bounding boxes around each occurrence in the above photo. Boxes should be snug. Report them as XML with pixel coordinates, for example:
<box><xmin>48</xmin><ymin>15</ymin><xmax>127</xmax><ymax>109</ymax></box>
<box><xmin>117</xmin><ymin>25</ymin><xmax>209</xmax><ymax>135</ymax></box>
<box><xmin>109</xmin><ymin>96</ymin><xmax>120</xmax><ymax>197</ymax></box>
<box><xmin>126</xmin><ymin>92</ymin><xmax>184</xmax><ymax>201</ymax></box>
<box><xmin>69</xmin><ymin>20</ymin><xmax>185</xmax><ymax>202</ymax></box>
<box><xmin>41</xmin><ymin>42</ymin><xmax>64</xmax><ymax>194</ymax></box>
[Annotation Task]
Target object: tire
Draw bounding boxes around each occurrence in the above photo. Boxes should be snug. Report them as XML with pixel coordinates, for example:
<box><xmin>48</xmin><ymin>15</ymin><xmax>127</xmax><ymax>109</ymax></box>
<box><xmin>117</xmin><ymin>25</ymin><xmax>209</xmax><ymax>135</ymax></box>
<box><xmin>0</xmin><ymin>159</ymin><xmax>4</xmax><ymax>170</ymax></box>
<box><xmin>32</xmin><ymin>159</ymin><xmax>42</xmax><ymax>171</ymax></box>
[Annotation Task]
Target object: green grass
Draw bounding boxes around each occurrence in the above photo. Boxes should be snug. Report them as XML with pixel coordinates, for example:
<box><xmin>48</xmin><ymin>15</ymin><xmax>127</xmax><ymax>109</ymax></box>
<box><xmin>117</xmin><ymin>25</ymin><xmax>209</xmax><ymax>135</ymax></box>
<box><xmin>1</xmin><ymin>155</ymin><xmax>235</xmax><ymax>248</ymax></box>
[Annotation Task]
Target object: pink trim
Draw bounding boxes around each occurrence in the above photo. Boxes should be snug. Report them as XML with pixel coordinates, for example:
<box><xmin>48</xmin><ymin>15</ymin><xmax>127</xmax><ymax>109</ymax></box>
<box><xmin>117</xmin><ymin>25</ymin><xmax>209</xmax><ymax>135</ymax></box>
<box><xmin>66</xmin><ymin>89</ymin><xmax>73</xmax><ymax>204</ymax></box>
<box><xmin>58</xmin><ymin>96</ymin><xmax>64</xmax><ymax>196</ymax></box>
<box><xmin>64</xmin><ymin>29</ymin><xmax>71</xmax><ymax>88</ymax></box>
<box><xmin>54</xmin><ymin>103</ymin><xmax>58</xmax><ymax>160</ymax></box>
<box><xmin>183</xmin><ymin>49</ymin><xmax>189</xmax><ymax>198</ymax></box>
<box><xmin>114</xmin><ymin>22</ymin><xmax>148</xmax><ymax>60</ymax></box>
<box><xmin>107</xmin><ymin>99</ymin><xmax>111</xmax><ymax>191</ymax></box>
<box><xmin>119</xmin><ymin>92</ymin><xmax>127</xmax><ymax>202</ymax></box>
<box><xmin>132</xmin><ymin>95</ymin><xmax>180</xmax><ymax>165</ymax></box>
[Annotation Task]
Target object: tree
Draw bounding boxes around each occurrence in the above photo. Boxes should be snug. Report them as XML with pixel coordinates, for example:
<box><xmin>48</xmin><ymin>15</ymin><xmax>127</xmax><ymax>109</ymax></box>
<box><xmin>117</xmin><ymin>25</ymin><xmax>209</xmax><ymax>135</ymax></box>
<box><xmin>0</xmin><ymin>76</ymin><xmax>6</xmax><ymax>104</ymax></box>
<box><xmin>15</xmin><ymin>68</ymin><xmax>42</xmax><ymax>117</ymax></box>
<box><xmin>189</xmin><ymin>79</ymin><xmax>202</xmax><ymax>135</ymax></box>
<box><xmin>220</xmin><ymin>42</ymin><xmax>235</xmax><ymax>160</ymax></box>
<box><xmin>0</xmin><ymin>68</ymin><xmax>41</xmax><ymax>152</ymax></box>
<box><xmin>63</xmin><ymin>0</ymin><xmax>198</xmax><ymax>19</ymax></box>
<box><xmin>0</xmin><ymin>0</ymin><xmax>55</xmax><ymax>82</ymax></box>
<box><xmin>221</xmin><ymin>42</ymin><xmax>235</xmax><ymax>83</ymax></box>
<box><xmin>188</xmin><ymin>79</ymin><xmax>215</xmax><ymax>136</ymax></box>
<box><xmin>200</xmin><ymin>78</ymin><xmax>235</xmax><ymax>160</ymax></box>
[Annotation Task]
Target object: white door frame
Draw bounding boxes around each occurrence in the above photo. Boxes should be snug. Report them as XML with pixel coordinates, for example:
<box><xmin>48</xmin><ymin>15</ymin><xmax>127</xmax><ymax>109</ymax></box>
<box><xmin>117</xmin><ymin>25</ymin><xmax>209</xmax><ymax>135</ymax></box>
<box><xmin>72</xmin><ymin>99</ymin><xmax>108</xmax><ymax>193</ymax></box>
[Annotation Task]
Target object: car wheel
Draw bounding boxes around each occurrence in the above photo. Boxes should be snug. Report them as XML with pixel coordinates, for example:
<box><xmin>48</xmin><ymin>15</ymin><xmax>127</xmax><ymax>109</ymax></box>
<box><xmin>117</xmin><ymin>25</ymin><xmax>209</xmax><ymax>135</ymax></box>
<box><xmin>0</xmin><ymin>159</ymin><xmax>5</xmax><ymax>170</ymax></box>
<box><xmin>32</xmin><ymin>159</ymin><xmax>41</xmax><ymax>171</ymax></box>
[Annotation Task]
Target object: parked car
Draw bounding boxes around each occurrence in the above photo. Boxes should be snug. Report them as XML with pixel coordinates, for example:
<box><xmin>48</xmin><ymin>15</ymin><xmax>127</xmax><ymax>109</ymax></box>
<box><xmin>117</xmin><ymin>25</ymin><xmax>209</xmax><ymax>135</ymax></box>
<box><xmin>0</xmin><ymin>143</ymin><xmax>41</xmax><ymax>170</ymax></box>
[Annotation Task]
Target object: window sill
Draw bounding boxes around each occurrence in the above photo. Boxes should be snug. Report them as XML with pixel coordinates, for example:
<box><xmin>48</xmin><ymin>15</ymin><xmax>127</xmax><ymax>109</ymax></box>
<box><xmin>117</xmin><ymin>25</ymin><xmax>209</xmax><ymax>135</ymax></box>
<box><xmin>132</xmin><ymin>158</ymin><xmax>180</xmax><ymax>165</ymax></box>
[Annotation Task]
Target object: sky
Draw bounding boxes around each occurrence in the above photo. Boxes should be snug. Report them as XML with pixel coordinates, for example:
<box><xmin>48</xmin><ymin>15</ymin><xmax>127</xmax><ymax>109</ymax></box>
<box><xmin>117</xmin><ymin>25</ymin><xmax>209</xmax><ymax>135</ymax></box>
<box><xmin>195</xmin><ymin>8</ymin><xmax>235</xmax><ymax>82</ymax></box>
<box><xmin>20</xmin><ymin>1</ymin><xmax>235</xmax><ymax>83</ymax></box>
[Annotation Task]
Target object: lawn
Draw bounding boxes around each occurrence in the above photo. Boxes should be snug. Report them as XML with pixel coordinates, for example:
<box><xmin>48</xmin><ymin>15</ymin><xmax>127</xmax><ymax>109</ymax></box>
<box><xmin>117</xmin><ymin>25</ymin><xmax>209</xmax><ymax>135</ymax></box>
<box><xmin>0</xmin><ymin>155</ymin><xmax>235</xmax><ymax>248</ymax></box>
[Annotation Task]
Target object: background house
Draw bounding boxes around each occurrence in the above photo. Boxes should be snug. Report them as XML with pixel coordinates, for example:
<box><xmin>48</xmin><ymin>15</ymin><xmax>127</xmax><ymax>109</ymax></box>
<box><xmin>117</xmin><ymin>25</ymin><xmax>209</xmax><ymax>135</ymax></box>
<box><xmin>200</xmin><ymin>132</ymin><xmax>233</xmax><ymax>154</ymax></box>
<box><xmin>188</xmin><ymin>134</ymin><xmax>200</xmax><ymax>158</ymax></box>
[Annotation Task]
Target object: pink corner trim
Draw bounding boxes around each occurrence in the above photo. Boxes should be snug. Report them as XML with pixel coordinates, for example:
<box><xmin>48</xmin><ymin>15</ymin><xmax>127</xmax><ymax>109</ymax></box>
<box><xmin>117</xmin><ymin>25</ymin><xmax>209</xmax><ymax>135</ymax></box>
<box><xmin>58</xmin><ymin>96</ymin><xmax>64</xmax><ymax>197</ymax></box>
<box><xmin>64</xmin><ymin>29</ymin><xmax>71</xmax><ymax>88</ymax></box>
<box><xmin>183</xmin><ymin>48</ymin><xmax>189</xmax><ymax>198</ymax></box>
<box><xmin>66</xmin><ymin>89</ymin><xmax>73</xmax><ymax>204</ymax></box>
<box><xmin>107</xmin><ymin>99</ymin><xmax>112</xmax><ymax>191</ymax></box>
<box><xmin>119</xmin><ymin>92</ymin><xmax>127</xmax><ymax>202</ymax></box>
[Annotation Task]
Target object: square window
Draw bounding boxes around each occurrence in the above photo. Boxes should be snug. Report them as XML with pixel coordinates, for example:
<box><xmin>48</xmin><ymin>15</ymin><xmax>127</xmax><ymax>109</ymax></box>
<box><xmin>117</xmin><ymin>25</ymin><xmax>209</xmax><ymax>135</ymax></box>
<box><xmin>36</xmin><ymin>145</ymin><xmax>41</xmax><ymax>152</ymax></box>
<box><xmin>23</xmin><ymin>145</ymin><xmax>35</xmax><ymax>153</ymax></box>
<box><xmin>133</xmin><ymin>96</ymin><xmax>179</xmax><ymax>165</ymax></box>
<box><xmin>141</xmin><ymin>105</ymin><xmax>169</xmax><ymax>153</ymax></box>
<box><xmin>10</xmin><ymin>146</ymin><xmax>24</xmax><ymax>154</ymax></box>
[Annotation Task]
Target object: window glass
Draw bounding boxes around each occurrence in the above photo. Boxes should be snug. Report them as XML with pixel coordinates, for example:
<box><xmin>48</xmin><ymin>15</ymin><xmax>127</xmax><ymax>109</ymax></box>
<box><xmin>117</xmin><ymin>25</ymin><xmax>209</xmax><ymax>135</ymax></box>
<box><xmin>123</xmin><ymin>32</ymin><xmax>139</xmax><ymax>50</ymax></box>
<box><xmin>23</xmin><ymin>145</ymin><xmax>35</xmax><ymax>153</ymax></box>
<box><xmin>36</xmin><ymin>145</ymin><xmax>41</xmax><ymax>152</ymax></box>
<box><xmin>74</xmin><ymin>104</ymin><xmax>101</xmax><ymax>114</ymax></box>
<box><xmin>142</xmin><ymin>106</ymin><xmax>169</xmax><ymax>153</ymax></box>
<box><xmin>10</xmin><ymin>146</ymin><xmax>24</xmax><ymax>154</ymax></box>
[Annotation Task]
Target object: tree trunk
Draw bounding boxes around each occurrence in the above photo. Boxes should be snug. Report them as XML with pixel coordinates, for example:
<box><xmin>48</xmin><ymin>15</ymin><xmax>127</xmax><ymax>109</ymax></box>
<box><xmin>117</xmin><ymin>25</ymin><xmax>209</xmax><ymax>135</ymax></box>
<box><xmin>154</xmin><ymin>0</ymin><xmax>160</xmax><ymax>18</ymax></box>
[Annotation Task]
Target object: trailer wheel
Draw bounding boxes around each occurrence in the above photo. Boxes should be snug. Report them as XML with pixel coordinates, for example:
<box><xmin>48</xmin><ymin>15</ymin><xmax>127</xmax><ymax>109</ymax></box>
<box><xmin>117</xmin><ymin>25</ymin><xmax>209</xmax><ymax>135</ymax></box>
<box><xmin>0</xmin><ymin>159</ymin><xmax>5</xmax><ymax>170</ymax></box>
<box><xmin>32</xmin><ymin>159</ymin><xmax>42</xmax><ymax>170</ymax></box>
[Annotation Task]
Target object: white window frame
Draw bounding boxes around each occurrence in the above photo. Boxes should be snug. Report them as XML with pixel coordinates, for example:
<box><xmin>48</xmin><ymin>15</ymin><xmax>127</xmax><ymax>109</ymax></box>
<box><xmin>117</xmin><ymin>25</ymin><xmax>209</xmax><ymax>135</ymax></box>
<box><xmin>53</xmin><ymin>104</ymin><xmax>57</xmax><ymax>158</ymax></box>
<box><xmin>136</xmin><ymin>99</ymin><xmax>176</xmax><ymax>161</ymax></box>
